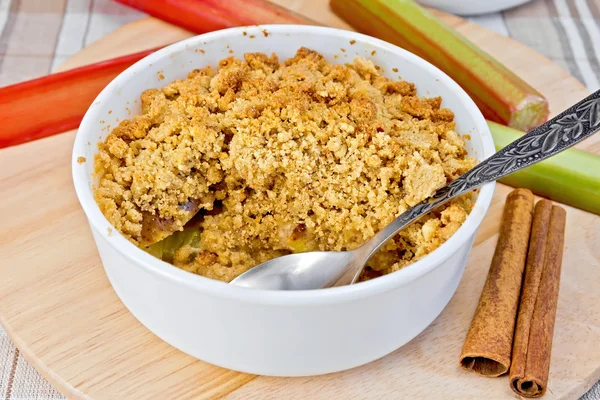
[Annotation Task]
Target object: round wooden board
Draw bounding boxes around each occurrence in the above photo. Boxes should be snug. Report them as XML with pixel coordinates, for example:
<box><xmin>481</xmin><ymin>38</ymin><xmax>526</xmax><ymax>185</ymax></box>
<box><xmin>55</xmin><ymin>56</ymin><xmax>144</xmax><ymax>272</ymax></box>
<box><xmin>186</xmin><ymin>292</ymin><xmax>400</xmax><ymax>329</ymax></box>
<box><xmin>1</xmin><ymin>2</ymin><xmax>599</xmax><ymax>399</ymax></box>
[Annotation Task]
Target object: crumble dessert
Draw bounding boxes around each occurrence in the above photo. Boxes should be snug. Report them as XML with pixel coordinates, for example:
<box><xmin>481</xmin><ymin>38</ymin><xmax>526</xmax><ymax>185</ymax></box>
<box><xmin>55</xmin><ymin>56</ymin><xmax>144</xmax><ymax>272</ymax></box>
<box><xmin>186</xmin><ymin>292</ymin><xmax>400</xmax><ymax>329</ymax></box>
<box><xmin>94</xmin><ymin>47</ymin><xmax>476</xmax><ymax>282</ymax></box>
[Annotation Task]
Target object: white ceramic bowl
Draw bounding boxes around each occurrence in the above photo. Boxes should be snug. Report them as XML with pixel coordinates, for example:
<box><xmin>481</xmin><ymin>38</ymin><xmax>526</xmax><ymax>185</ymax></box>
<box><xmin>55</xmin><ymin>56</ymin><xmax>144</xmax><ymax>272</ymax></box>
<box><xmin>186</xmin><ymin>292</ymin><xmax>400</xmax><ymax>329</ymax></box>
<box><xmin>418</xmin><ymin>0</ymin><xmax>532</xmax><ymax>16</ymax></box>
<box><xmin>72</xmin><ymin>25</ymin><xmax>495</xmax><ymax>377</ymax></box>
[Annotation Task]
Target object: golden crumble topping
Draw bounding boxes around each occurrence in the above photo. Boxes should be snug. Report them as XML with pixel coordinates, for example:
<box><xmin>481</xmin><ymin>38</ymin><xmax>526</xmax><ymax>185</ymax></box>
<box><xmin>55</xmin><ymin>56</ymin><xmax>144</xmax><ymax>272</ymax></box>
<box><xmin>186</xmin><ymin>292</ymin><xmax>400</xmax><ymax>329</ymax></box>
<box><xmin>94</xmin><ymin>48</ymin><xmax>476</xmax><ymax>282</ymax></box>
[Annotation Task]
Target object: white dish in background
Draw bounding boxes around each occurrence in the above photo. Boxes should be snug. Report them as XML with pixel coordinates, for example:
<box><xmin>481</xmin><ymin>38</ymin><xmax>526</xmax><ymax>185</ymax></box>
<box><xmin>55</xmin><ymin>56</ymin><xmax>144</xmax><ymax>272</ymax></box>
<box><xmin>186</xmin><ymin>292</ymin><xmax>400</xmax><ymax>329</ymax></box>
<box><xmin>72</xmin><ymin>25</ymin><xmax>495</xmax><ymax>377</ymax></box>
<box><xmin>419</xmin><ymin>0</ymin><xmax>532</xmax><ymax>16</ymax></box>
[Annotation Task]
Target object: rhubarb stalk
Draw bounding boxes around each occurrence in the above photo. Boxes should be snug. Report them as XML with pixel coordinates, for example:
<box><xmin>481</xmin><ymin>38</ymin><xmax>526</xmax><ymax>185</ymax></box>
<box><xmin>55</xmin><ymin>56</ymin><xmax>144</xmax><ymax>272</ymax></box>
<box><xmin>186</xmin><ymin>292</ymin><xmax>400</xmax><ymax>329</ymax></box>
<box><xmin>489</xmin><ymin>121</ymin><xmax>600</xmax><ymax>215</ymax></box>
<box><xmin>330</xmin><ymin>0</ymin><xmax>549</xmax><ymax>131</ymax></box>
<box><xmin>0</xmin><ymin>48</ymin><xmax>157</xmax><ymax>148</ymax></box>
<box><xmin>115</xmin><ymin>0</ymin><xmax>318</xmax><ymax>34</ymax></box>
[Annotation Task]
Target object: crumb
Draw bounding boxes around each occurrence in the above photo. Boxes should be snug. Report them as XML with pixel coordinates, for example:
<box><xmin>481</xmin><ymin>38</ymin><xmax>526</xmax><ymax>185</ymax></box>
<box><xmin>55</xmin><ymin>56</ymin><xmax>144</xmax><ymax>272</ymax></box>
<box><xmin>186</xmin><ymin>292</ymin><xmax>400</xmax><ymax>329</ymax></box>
<box><xmin>262</xmin><ymin>29</ymin><xmax>269</xmax><ymax>37</ymax></box>
<box><xmin>158</xmin><ymin>73</ymin><xmax>164</xmax><ymax>80</ymax></box>
<box><xmin>350</xmin><ymin>40</ymin><xmax>356</xmax><ymax>45</ymax></box>
<box><xmin>249</xmin><ymin>35</ymin><xmax>255</xmax><ymax>39</ymax></box>
<box><xmin>463</xmin><ymin>134</ymin><xmax>471</xmax><ymax>140</ymax></box>
<box><xmin>243</xmin><ymin>31</ymin><xmax>247</xmax><ymax>36</ymax></box>
<box><xmin>371</xmin><ymin>50</ymin><xmax>376</xmax><ymax>56</ymax></box>
<box><xmin>77</xmin><ymin>156</ymin><xmax>86</xmax><ymax>164</ymax></box>
<box><xmin>392</xmin><ymin>67</ymin><xmax>398</xmax><ymax>72</ymax></box>
<box><xmin>100</xmin><ymin>120</ymin><xmax>105</xmax><ymax>124</ymax></box>
<box><xmin>340</xmin><ymin>48</ymin><xmax>346</xmax><ymax>52</ymax></box>
<box><xmin>229</xmin><ymin>49</ymin><xmax>233</xmax><ymax>54</ymax></box>
<box><xmin>108</xmin><ymin>110</ymin><xmax>112</xmax><ymax>114</ymax></box>
<box><xmin>94</xmin><ymin>47</ymin><xmax>474</xmax><ymax>283</ymax></box>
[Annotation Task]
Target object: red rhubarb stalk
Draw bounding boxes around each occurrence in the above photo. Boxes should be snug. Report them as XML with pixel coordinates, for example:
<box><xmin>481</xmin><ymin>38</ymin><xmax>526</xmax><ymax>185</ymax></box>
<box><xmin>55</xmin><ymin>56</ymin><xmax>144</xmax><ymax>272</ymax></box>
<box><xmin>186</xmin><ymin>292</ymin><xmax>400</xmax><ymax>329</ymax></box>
<box><xmin>0</xmin><ymin>48</ymin><xmax>157</xmax><ymax>148</ymax></box>
<box><xmin>115</xmin><ymin>0</ymin><xmax>318</xmax><ymax>33</ymax></box>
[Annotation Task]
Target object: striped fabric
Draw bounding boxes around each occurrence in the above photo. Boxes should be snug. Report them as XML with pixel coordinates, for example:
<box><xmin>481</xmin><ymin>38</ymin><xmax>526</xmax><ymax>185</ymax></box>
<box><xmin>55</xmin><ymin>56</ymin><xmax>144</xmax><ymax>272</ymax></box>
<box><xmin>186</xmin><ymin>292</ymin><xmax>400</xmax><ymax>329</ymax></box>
<box><xmin>0</xmin><ymin>0</ymin><xmax>143</xmax><ymax>86</ymax></box>
<box><xmin>0</xmin><ymin>0</ymin><xmax>598</xmax><ymax>399</ymax></box>
<box><xmin>497</xmin><ymin>0</ymin><xmax>600</xmax><ymax>92</ymax></box>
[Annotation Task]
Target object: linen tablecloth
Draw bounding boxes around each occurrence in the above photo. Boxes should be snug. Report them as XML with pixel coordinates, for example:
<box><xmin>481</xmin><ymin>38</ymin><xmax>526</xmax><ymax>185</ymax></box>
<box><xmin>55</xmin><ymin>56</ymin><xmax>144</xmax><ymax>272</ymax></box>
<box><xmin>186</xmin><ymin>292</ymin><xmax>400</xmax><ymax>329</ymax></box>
<box><xmin>0</xmin><ymin>0</ymin><xmax>599</xmax><ymax>398</ymax></box>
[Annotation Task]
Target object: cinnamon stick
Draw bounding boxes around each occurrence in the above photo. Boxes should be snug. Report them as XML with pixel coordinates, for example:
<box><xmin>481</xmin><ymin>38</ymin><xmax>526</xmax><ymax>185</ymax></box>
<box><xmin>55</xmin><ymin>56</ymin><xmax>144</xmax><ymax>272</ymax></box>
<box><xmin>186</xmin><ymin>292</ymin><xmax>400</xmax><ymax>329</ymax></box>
<box><xmin>510</xmin><ymin>203</ymin><xmax>566</xmax><ymax>398</ymax></box>
<box><xmin>459</xmin><ymin>188</ymin><xmax>534</xmax><ymax>377</ymax></box>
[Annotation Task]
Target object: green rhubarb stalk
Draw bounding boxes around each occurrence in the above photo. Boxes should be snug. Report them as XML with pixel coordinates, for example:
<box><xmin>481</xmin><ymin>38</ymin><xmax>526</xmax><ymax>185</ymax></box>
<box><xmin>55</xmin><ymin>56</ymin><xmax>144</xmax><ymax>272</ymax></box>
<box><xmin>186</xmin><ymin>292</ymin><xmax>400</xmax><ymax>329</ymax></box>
<box><xmin>488</xmin><ymin>121</ymin><xmax>600</xmax><ymax>215</ymax></box>
<box><xmin>330</xmin><ymin>0</ymin><xmax>550</xmax><ymax>131</ymax></box>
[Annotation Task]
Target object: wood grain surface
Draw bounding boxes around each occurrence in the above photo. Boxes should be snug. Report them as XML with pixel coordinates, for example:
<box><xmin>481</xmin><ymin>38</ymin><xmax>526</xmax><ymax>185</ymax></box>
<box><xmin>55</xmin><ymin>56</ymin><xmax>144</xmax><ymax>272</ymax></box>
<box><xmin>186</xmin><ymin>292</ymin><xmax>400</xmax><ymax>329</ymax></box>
<box><xmin>1</xmin><ymin>2</ymin><xmax>599</xmax><ymax>399</ymax></box>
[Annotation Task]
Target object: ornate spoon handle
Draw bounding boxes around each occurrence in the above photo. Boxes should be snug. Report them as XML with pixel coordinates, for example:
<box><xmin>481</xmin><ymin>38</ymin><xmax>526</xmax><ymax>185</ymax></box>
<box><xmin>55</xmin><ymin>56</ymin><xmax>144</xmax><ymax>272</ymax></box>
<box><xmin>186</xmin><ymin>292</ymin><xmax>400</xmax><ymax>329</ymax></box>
<box><xmin>360</xmin><ymin>89</ymin><xmax>600</xmax><ymax>263</ymax></box>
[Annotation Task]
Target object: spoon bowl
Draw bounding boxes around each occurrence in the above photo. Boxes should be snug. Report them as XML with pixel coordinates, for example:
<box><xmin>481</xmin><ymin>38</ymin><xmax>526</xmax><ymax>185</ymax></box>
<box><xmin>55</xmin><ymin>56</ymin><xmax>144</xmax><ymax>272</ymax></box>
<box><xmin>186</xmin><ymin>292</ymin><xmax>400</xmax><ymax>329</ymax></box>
<box><xmin>231</xmin><ymin>251</ymin><xmax>355</xmax><ymax>290</ymax></box>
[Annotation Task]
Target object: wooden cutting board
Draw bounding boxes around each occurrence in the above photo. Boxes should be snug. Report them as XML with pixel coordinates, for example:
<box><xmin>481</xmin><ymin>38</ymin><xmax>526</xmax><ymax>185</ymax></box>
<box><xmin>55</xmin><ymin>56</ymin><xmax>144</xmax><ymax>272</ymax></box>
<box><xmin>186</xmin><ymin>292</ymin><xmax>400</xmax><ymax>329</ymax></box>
<box><xmin>1</xmin><ymin>2</ymin><xmax>599</xmax><ymax>399</ymax></box>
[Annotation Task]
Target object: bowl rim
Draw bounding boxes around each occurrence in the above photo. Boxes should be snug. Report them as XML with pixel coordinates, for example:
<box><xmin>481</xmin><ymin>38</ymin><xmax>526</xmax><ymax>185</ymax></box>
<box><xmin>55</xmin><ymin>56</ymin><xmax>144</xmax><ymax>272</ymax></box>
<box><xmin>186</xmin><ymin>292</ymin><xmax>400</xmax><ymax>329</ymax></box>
<box><xmin>72</xmin><ymin>24</ymin><xmax>496</xmax><ymax>306</ymax></box>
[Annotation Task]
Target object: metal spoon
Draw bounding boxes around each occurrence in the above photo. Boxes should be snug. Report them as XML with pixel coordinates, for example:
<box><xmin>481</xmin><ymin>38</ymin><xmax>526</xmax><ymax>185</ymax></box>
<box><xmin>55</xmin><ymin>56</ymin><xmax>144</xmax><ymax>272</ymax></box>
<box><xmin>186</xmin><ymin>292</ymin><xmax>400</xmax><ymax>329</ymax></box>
<box><xmin>230</xmin><ymin>90</ymin><xmax>600</xmax><ymax>290</ymax></box>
